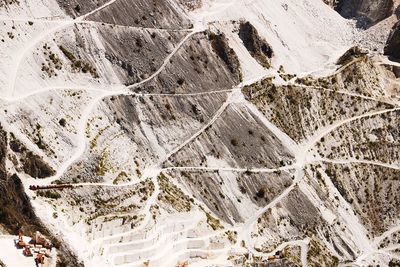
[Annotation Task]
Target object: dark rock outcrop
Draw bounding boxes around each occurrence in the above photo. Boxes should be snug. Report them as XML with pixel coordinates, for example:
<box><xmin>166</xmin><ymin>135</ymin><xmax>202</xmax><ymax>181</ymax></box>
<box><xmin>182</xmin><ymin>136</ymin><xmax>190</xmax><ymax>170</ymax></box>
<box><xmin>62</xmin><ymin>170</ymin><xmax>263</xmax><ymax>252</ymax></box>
<box><xmin>384</xmin><ymin>20</ymin><xmax>400</xmax><ymax>61</ymax></box>
<box><xmin>9</xmin><ymin>138</ymin><xmax>55</xmax><ymax>179</ymax></box>
<box><xmin>0</xmin><ymin>173</ymin><xmax>41</xmax><ymax>234</ymax></box>
<box><xmin>22</xmin><ymin>152</ymin><xmax>56</xmax><ymax>178</ymax></box>
<box><xmin>238</xmin><ymin>21</ymin><xmax>274</xmax><ymax>68</ymax></box>
<box><xmin>209</xmin><ymin>32</ymin><xmax>242</xmax><ymax>81</ymax></box>
<box><xmin>335</xmin><ymin>0</ymin><xmax>394</xmax><ymax>28</ymax></box>
<box><xmin>396</xmin><ymin>5</ymin><xmax>400</xmax><ymax>18</ymax></box>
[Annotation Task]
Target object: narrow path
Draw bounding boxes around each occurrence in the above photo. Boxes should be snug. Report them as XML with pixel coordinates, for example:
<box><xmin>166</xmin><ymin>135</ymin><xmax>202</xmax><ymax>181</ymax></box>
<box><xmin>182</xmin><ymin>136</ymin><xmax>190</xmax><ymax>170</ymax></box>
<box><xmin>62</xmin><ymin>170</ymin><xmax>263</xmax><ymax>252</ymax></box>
<box><xmin>0</xmin><ymin>16</ymin><xmax>192</xmax><ymax>32</ymax></box>
<box><xmin>314</xmin><ymin>158</ymin><xmax>400</xmax><ymax>170</ymax></box>
<box><xmin>8</xmin><ymin>20</ymin><xmax>74</xmax><ymax>97</ymax></box>
<box><xmin>292</xmin><ymin>83</ymin><xmax>397</xmax><ymax>106</ymax></box>
<box><xmin>4</xmin><ymin>2</ymin><xmax>398</xmax><ymax>265</ymax></box>
<box><xmin>238</xmin><ymin>167</ymin><xmax>304</xmax><ymax>255</ymax></box>
<box><xmin>32</xmin><ymin>157</ymin><xmax>296</xmax><ymax>245</ymax></box>
<box><xmin>299</xmin><ymin>107</ymin><xmax>399</xmax><ymax>156</ymax></box>
<box><xmin>162</xmin><ymin>164</ymin><xmax>296</xmax><ymax>173</ymax></box>
<box><xmin>257</xmin><ymin>237</ymin><xmax>310</xmax><ymax>267</ymax></box>
<box><xmin>159</xmin><ymin>90</ymin><xmax>233</xmax><ymax>165</ymax></box>
<box><xmin>7</xmin><ymin>0</ymin><xmax>129</xmax><ymax>98</ymax></box>
<box><xmin>127</xmin><ymin>28</ymin><xmax>204</xmax><ymax>90</ymax></box>
<box><xmin>2</xmin><ymin>85</ymin><xmax>126</xmax><ymax>103</ymax></box>
<box><xmin>25</xmin><ymin>25</ymin><xmax>199</xmax><ymax>187</ymax></box>
<box><xmin>1</xmin><ymin>86</ymin><xmax>233</xmax><ymax>103</ymax></box>
<box><xmin>232</xmin><ymin>89</ymin><xmax>400</xmax><ymax>259</ymax></box>
<box><xmin>373</xmin><ymin>225</ymin><xmax>400</xmax><ymax>247</ymax></box>
<box><xmin>78</xmin><ymin>0</ymin><xmax>119</xmax><ymax>20</ymax></box>
<box><xmin>33</xmin><ymin>89</ymin><xmax>126</xmax><ymax>186</ymax></box>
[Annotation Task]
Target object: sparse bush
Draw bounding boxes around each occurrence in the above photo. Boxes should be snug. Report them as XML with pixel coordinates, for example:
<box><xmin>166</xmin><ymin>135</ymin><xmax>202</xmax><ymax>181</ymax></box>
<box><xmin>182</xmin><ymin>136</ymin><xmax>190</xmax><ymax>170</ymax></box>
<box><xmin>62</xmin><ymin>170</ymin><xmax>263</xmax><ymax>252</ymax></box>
<box><xmin>37</xmin><ymin>190</ymin><xmax>61</xmax><ymax>199</ymax></box>
<box><xmin>59</xmin><ymin>118</ymin><xmax>66</xmax><ymax>127</ymax></box>
<box><xmin>256</xmin><ymin>187</ymin><xmax>267</xmax><ymax>198</ymax></box>
<box><xmin>230</xmin><ymin>139</ymin><xmax>238</xmax><ymax>146</ymax></box>
<box><xmin>177</xmin><ymin>78</ymin><xmax>185</xmax><ymax>85</ymax></box>
<box><xmin>74</xmin><ymin>4</ymin><xmax>81</xmax><ymax>13</ymax></box>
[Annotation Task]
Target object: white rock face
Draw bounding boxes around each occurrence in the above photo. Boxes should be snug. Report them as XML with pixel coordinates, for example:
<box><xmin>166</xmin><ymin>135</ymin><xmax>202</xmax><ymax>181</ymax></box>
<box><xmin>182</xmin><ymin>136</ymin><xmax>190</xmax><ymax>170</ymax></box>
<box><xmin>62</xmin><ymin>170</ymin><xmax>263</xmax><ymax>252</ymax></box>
<box><xmin>0</xmin><ymin>0</ymin><xmax>399</xmax><ymax>267</ymax></box>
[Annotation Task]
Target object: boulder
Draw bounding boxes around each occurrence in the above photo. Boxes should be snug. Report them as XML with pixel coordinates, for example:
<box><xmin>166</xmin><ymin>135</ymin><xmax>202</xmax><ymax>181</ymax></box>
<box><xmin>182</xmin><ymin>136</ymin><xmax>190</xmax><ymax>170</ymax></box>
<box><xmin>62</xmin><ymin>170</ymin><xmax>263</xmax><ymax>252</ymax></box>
<box><xmin>384</xmin><ymin>21</ymin><xmax>400</xmax><ymax>60</ymax></box>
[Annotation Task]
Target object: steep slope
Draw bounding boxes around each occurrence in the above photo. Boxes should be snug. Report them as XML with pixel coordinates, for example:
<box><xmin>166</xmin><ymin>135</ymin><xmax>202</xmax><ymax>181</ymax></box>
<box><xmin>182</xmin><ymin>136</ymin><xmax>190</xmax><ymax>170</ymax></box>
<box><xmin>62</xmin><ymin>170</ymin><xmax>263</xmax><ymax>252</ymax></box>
<box><xmin>0</xmin><ymin>0</ymin><xmax>399</xmax><ymax>267</ymax></box>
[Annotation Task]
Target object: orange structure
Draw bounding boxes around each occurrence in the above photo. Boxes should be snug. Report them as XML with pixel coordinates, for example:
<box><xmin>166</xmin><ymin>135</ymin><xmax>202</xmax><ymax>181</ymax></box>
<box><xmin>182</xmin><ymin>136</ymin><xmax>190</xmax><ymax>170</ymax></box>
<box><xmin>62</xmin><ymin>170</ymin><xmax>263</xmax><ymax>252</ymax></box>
<box><xmin>29</xmin><ymin>184</ymin><xmax>73</xmax><ymax>191</ymax></box>
<box><xmin>36</xmin><ymin>252</ymin><xmax>45</xmax><ymax>266</ymax></box>
<box><xmin>177</xmin><ymin>261</ymin><xmax>189</xmax><ymax>267</ymax></box>
<box><xmin>17</xmin><ymin>231</ymin><xmax>26</xmax><ymax>248</ymax></box>
<box><xmin>23</xmin><ymin>245</ymin><xmax>32</xmax><ymax>256</ymax></box>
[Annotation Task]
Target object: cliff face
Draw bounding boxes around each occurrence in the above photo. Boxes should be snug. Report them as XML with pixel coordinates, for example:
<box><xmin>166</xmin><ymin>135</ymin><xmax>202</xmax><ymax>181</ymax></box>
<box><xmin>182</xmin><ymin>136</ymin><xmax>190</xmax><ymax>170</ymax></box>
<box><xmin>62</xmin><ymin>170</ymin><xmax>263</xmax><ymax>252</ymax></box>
<box><xmin>0</xmin><ymin>126</ymin><xmax>82</xmax><ymax>266</ymax></box>
<box><xmin>334</xmin><ymin>0</ymin><xmax>394</xmax><ymax>28</ymax></box>
<box><xmin>385</xmin><ymin>21</ymin><xmax>400</xmax><ymax>60</ymax></box>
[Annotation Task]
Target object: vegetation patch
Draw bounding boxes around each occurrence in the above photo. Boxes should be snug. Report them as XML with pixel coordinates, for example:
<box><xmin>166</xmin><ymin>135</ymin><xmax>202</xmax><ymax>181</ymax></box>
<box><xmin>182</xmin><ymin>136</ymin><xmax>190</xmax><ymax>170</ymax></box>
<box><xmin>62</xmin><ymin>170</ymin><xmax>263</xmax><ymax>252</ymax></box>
<box><xmin>307</xmin><ymin>238</ymin><xmax>339</xmax><ymax>267</ymax></box>
<box><xmin>37</xmin><ymin>190</ymin><xmax>61</xmax><ymax>200</ymax></box>
<box><xmin>41</xmin><ymin>43</ymin><xmax>63</xmax><ymax>78</ymax></box>
<box><xmin>158</xmin><ymin>173</ymin><xmax>192</xmax><ymax>212</ymax></box>
<box><xmin>199</xmin><ymin>205</ymin><xmax>224</xmax><ymax>231</ymax></box>
<box><xmin>95</xmin><ymin>149</ymin><xmax>113</xmax><ymax>177</ymax></box>
<box><xmin>59</xmin><ymin>45</ymin><xmax>99</xmax><ymax>78</ymax></box>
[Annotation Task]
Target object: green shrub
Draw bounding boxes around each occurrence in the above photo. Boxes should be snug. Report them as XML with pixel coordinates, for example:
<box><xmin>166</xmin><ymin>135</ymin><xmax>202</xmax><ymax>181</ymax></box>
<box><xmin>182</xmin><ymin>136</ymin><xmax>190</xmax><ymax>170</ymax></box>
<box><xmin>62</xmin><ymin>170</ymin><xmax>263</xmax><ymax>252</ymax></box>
<box><xmin>37</xmin><ymin>190</ymin><xmax>61</xmax><ymax>199</ymax></box>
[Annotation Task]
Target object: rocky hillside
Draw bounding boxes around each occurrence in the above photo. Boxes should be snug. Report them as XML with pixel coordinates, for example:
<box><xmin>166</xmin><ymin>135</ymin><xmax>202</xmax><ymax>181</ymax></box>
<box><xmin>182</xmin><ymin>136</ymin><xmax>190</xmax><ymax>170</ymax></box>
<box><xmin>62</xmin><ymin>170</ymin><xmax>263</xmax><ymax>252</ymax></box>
<box><xmin>0</xmin><ymin>0</ymin><xmax>399</xmax><ymax>267</ymax></box>
<box><xmin>335</xmin><ymin>0</ymin><xmax>395</xmax><ymax>28</ymax></box>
